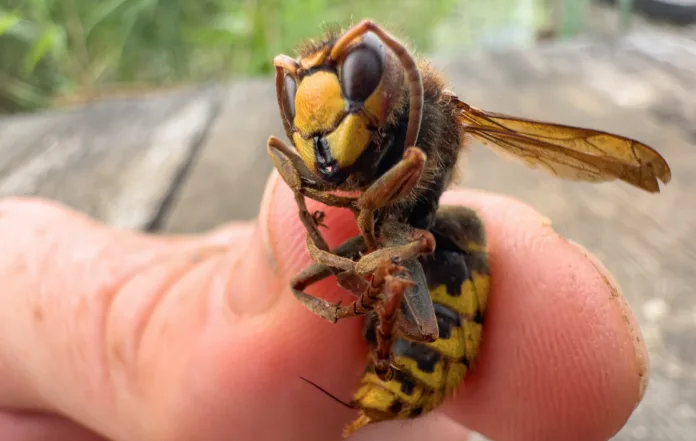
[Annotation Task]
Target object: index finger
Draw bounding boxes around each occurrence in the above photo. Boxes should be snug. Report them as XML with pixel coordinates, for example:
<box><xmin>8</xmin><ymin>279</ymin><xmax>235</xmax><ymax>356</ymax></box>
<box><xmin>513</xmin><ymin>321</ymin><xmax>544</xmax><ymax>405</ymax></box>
<box><xmin>436</xmin><ymin>190</ymin><xmax>647</xmax><ymax>441</ymax></box>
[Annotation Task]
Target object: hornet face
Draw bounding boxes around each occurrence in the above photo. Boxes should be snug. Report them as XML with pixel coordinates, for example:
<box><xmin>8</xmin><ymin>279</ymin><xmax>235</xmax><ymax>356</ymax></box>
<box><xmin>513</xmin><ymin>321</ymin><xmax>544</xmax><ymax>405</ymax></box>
<box><xmin>275</xmin><ymin>31</ymin><xmax>405</xmax><ymax>185</ymax></box>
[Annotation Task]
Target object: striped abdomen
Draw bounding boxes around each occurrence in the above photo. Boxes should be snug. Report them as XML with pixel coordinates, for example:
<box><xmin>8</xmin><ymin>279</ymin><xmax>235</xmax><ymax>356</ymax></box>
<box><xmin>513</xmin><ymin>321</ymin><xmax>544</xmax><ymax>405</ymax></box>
<box><xmin>345</xmin><ymin>206</ymin><xmax>491</xmax><ymax>436</ymax></box>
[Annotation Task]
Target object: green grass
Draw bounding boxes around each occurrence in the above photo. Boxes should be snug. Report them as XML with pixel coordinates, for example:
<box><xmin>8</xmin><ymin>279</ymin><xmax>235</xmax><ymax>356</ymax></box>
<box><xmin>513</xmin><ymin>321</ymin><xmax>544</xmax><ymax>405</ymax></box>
<box><xmin>0</xmin><ymin>0</ymin><xmax>615</xmax><ymax>114</ymax></box>
<box><xmin>0</xmin><ymin>0</ymin><xmax>458</xmax><ymax>113</ymax></box>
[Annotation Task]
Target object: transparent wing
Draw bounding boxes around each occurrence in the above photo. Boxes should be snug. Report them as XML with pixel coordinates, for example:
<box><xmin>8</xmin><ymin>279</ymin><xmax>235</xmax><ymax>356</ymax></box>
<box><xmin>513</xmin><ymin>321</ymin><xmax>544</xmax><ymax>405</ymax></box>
<box><xmin>445</xmin><ymin>92</ymin><xmax>672</xmax><ymax>192</ymax></box>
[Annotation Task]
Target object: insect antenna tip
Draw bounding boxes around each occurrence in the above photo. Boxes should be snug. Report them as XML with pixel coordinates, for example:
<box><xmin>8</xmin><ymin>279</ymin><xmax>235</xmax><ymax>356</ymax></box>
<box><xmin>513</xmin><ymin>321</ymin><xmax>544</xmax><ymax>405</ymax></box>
<box><xmin>299</xmin><ymin>376</ymin><xmax>357</xmax><ymax>410</ymax></box>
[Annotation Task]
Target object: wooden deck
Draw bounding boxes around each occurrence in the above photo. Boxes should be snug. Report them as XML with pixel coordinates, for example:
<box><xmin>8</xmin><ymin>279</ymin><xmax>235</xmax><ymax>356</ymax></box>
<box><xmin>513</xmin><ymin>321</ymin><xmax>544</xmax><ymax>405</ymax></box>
<box><xmin>0</xmin><ymin>27</ymin><xmax>694</xmax><ymax>440</ymax></box>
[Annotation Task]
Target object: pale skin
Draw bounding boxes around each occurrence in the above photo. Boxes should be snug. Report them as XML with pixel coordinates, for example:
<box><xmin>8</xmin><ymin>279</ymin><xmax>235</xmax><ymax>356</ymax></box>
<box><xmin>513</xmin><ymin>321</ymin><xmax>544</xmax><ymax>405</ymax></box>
<box><xmin>0</xmin><ymin>170</ymin><xmax>648</xmax><ymax>441</ymax></box>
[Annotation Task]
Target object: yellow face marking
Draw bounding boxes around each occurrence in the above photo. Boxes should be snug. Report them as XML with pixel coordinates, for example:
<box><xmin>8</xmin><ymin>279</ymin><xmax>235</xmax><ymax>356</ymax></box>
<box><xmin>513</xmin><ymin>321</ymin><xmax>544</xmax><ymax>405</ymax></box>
<box><xmin>294</xmin><ymin>71</ymin><xmax>345</xmax><ymax>137</ymax></box>
<box><xmin>324</xmin><ymin>114</ymin><xmax>372</xmax><ymax>169</ymax></box>
<box><xmin>291</xmin><ymin>70</ymin><xmax>376</xmax><ymax>172</ymax></box>
<box><xmin>292</xmin><ymin>132</ymin><xmax>316</xmax><ymax>173</ymax></box>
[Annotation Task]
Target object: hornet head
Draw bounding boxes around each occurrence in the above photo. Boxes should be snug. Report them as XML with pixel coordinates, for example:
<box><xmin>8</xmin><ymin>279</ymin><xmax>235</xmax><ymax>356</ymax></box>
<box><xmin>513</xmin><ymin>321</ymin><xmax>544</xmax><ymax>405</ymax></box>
<box><xmin>273</xmin><ymin>20</ymin><xmax>423</xmax><ymax>186</ymax></box>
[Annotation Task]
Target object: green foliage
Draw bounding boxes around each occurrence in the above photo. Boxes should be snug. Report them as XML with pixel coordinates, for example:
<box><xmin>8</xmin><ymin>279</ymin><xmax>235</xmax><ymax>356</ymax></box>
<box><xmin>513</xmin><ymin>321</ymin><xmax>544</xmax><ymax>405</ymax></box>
<box><xmin>0</xmin><ymin>0</ymin><xmax>457</xmax><ymax>113</ymax></box>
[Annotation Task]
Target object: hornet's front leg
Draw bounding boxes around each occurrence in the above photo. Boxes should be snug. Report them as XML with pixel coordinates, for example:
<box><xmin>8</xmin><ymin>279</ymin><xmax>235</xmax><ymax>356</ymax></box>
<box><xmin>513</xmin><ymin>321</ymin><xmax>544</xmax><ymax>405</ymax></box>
<box><xmin>268</xmin><ymin>136</ymin><xmax>384</xmax><ymax>285</ymax></box>
<box><xmin>267</xmin><ymin>137</ymin><xmax>372</xmax><ymax>316</ymax></box>
<box><xmin>267</xmin><ymin>136</ymin><xmax>359</xmax><ymax>252</ymax></box>
<box><xmin>357</xmin><ymin>147</ymin><xmax>427</xmax><ymax>251</ymax></box>
<box><xmin>267</xmin><ymin>136</ymin><xmax>359</xmax><ymax>210</ymax></box>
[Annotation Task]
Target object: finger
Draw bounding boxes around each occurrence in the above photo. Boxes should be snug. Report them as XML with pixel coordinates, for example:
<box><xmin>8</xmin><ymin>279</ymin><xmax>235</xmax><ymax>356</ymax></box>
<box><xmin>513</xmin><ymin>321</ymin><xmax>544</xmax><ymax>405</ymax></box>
<box><xmin>0</xmin><ymin>176</ymin><xmax>647</xmax><ymax>441</ymax></box>
<box><xmin>437</xmin><ymin>190</ymin><xmax>648</xmax><ymax>441</ymax></box>
<box><xmin>156</xmin><ymin>171</ymin><xmax>368</xmax><ymax>440</ymax></box>
<box><xmin>204</xmin><ymin>172</ymin><xmax>646</xmax><ymax>441</ymax></box>
<box><xmin>350</xmin><ymin>412</ymin><xmax>471</xmax><ymax>441</ymax></box>
<box><xmin>133</xmin><ymin>174</ymin><xmax>646</xmax><ymax>441</ymax></box>
<box><xmin>0</xmin><ymin>410</ymin><xmax>107</xmax><ymax>441</ymax></box>
<box><xmin>0</xmin><ymin>187</ymin><xmax>366</xmax><ymax>441</ymax></box>
<box><xmin>111</xmin><ymin>171</ymin><xmax>473</xmax><ymax>441</ymax></box>
<box><xmin>0</xmin><ymin>197</ymin><xmax>259</xmax><ymax>440</ymax></box>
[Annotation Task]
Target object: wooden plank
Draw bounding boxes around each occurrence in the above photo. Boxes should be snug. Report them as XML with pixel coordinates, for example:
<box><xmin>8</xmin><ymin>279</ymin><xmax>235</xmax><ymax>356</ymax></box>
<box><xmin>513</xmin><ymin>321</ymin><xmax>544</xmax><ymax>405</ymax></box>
<box><xmin>161</xmin><ymin>79</ymin><xmax>280</xmax><ymax>233</ymax></box>
<box><xmin>0</xmin><ymin>85</ymin><xmax>223</xmax><ymax>230</ymax></box>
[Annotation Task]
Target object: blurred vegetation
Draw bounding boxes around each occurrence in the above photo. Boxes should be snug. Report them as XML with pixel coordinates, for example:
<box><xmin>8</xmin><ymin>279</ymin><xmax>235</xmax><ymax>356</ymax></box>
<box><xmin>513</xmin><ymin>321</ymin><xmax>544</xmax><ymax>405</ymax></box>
<box><xmin>0</xmin><ymin>0</ymin><xmax>611</xmax><ymax>114</ymax></box>
<box><xmin>0</xmin><ymin>0</ymin><xmax>459</xmax><ymax>113</ymax></box>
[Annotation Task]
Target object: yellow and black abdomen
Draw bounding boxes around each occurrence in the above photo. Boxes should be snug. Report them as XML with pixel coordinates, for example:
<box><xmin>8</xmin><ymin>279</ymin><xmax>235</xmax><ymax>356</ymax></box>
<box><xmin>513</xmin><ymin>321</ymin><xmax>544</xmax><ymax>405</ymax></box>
<box><xmin>345</xmin><ymin>205</ymin><xmax>490</xmax><ymax>435</ymax></box>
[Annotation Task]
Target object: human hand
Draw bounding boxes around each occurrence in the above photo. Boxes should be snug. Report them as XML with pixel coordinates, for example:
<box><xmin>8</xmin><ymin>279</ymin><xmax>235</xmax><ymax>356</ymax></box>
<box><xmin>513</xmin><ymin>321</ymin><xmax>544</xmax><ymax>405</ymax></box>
<box><xmin>0</xmin><ymin>170</ymin><xmax>647</xmax><ymax>441</ymax></box>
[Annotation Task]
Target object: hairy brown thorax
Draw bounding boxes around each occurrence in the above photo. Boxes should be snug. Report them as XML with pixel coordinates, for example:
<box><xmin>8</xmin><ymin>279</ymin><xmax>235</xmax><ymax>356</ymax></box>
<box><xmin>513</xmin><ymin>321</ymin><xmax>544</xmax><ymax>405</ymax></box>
<box><xmin>371</xmin><ymin>61</ymin><xmax>467</xmax><ymax>230</ymax></box>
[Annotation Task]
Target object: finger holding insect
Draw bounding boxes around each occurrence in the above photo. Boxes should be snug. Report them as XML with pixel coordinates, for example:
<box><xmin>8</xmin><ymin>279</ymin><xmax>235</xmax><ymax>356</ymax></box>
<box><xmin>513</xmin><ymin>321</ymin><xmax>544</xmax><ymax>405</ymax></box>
<box><xmin>271</xmin><ymin>15</ymin><xmax>663</xmax><ymax>439</ymax></box>
<box><xmin>256</xmin><ymin>174</ymin><xmax>647</xmax><ymax>441</ymax></box>
<box><xmin>0</xmin><ymin>12</ymin><xmax>666</xmax><ymax>441</ymax></box>
<box><xmin>266</xmin><ymin>12</ymin><xmax>661</xmax><ymax>438</ymax></box>
<box><xmin>267</xmin><ymin>136</ymin><xmax>358</xmax><ymax>252</ymax></box>
<box><xmin>0</xmin><ymin>173</ymin><xmax>647</xmax><ymax>441</ymax></box>
<box><xmin>434</xmin><ymin>190</ymin><xmax>649</xmax><ymax>441</ymax></box>
<box><xmin>349</xmin><ymin>412</ymin><xmax>472</xmax><ymax>441</ymax></box>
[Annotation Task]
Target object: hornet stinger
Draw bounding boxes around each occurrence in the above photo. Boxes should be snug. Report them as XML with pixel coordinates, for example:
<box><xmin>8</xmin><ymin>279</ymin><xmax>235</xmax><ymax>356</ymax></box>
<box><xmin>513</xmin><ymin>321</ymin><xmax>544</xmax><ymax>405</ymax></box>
<box><xmin>265</xmin><ymin>19</ymin><xmax>671</xmax><ymax>437</ymax></box>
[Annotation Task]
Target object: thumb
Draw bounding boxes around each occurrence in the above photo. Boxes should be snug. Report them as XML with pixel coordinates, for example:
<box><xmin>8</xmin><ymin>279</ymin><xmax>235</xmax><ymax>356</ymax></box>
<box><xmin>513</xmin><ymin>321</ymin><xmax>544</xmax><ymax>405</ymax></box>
<box><xmin>0</xmin><ymin>196</ymin><xmax>256</xmax><ymax>439</ymax></box>
<box><xmin>0</xmin><ymin>171</ymin><xmax>377</xmax><ymax>441</ymax></box>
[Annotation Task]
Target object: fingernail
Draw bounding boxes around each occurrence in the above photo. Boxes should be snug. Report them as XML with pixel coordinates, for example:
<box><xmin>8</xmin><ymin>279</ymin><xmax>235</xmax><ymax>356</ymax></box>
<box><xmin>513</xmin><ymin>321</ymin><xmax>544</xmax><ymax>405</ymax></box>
<box><xmin>567</xmin><ymin>239</ymin><xmax>650</xmax><ymax>406</ymax></box>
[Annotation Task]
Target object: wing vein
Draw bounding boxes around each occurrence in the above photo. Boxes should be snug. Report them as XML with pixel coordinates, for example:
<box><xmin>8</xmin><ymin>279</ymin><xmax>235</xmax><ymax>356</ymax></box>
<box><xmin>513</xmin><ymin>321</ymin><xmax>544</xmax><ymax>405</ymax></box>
<box><xmin>443</xmin><ymin>95</ymin><xmax>671</xmax><ymax>192</ymax></box>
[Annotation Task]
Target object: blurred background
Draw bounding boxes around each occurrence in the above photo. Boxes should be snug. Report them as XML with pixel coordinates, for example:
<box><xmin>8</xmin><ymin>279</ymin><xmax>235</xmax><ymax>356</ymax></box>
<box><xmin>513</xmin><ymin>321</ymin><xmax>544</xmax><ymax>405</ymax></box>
<box><xmin>0</xmin><ymin>0</ymin><xmax>694</xmax><ymax>440</ymax></box>
<box><xmin>4</xmin><ymin>0</ymin><xmax>694</xmax><ymax>114</ymax></box>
